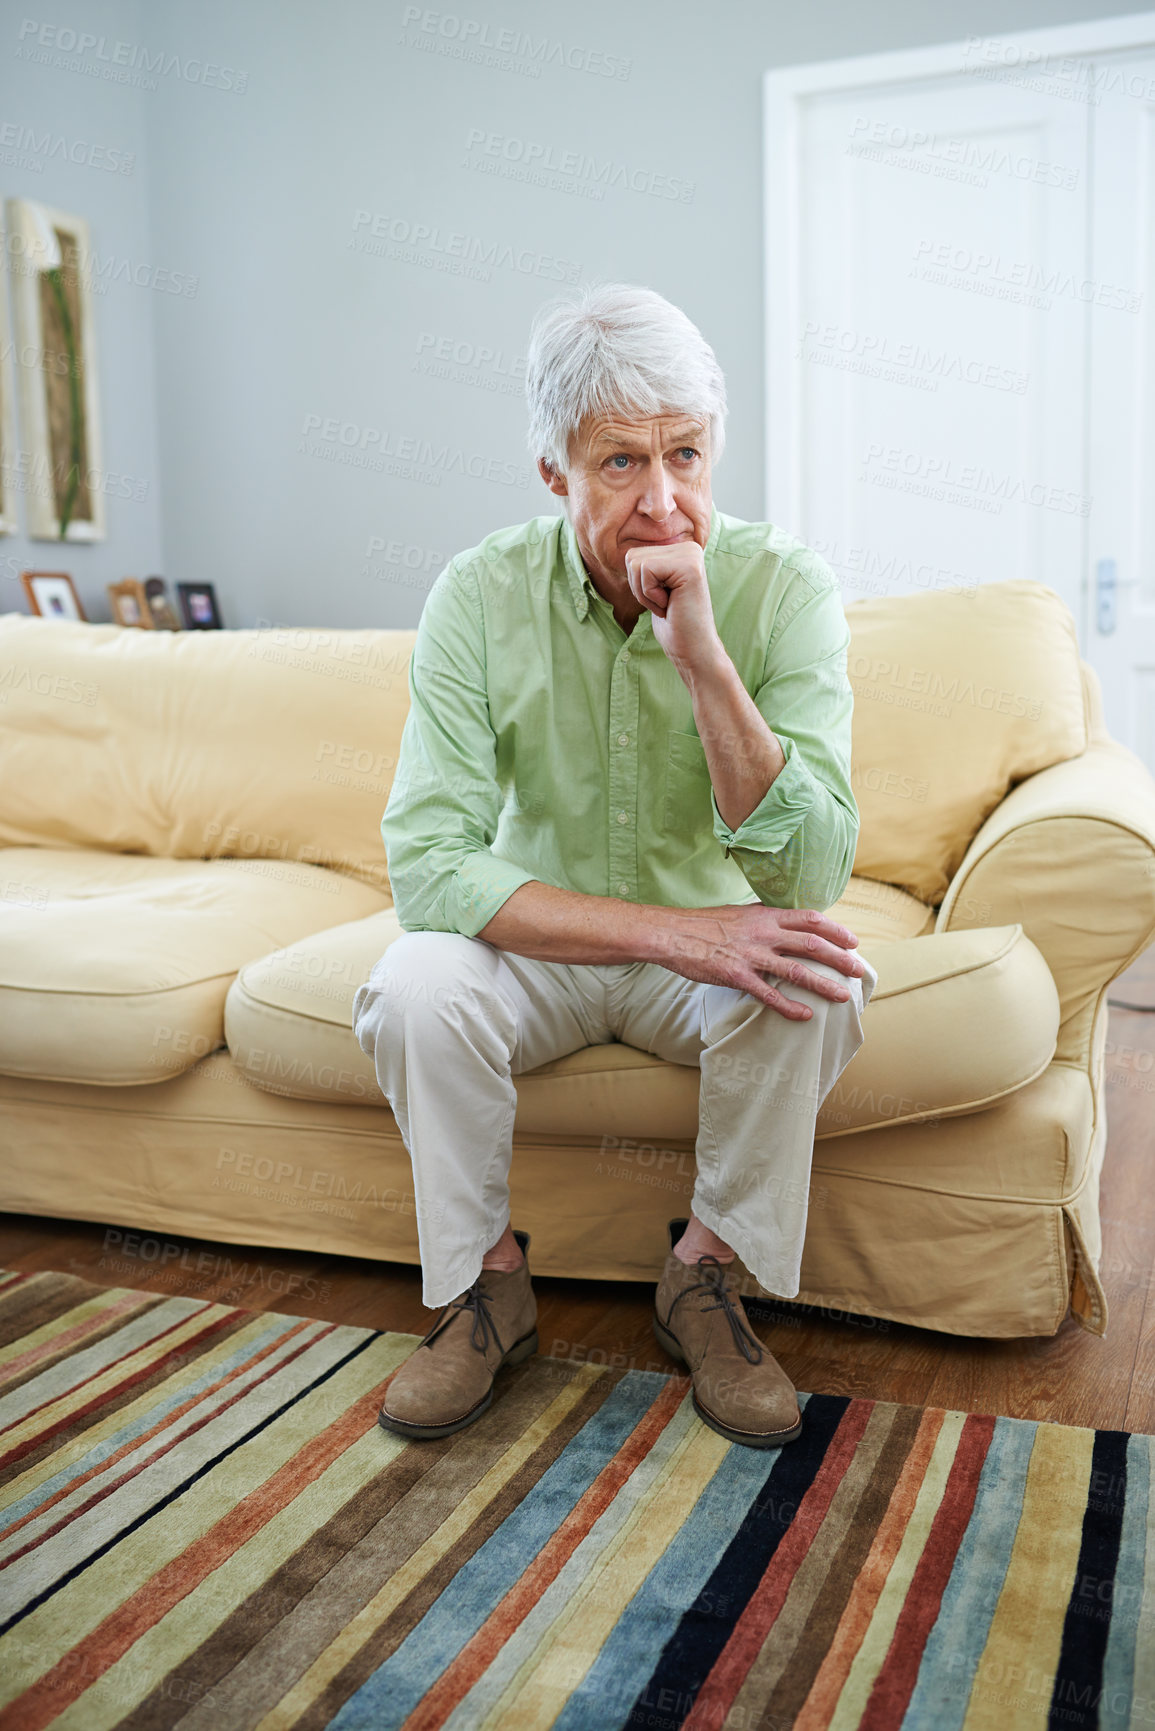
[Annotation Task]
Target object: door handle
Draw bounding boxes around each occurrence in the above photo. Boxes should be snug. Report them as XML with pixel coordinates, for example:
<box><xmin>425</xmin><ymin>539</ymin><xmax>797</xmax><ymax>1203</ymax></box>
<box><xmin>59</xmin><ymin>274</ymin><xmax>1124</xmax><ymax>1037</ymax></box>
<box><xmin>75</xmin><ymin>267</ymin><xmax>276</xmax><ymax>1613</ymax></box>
<box><xmin>1096</xmin><ymin>558</ymin><xmax>1116</xmax><ymax>635</ymax></box>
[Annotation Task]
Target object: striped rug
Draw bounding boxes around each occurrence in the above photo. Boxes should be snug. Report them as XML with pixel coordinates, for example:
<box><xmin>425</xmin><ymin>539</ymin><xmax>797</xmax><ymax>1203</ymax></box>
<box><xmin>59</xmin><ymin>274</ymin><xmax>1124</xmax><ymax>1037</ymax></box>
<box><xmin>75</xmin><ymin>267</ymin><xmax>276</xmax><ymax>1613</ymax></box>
<box><xmin>0</xmin><ymin>1269</ymin><xmax>1150</xmax><ymax>1731</ymax></box>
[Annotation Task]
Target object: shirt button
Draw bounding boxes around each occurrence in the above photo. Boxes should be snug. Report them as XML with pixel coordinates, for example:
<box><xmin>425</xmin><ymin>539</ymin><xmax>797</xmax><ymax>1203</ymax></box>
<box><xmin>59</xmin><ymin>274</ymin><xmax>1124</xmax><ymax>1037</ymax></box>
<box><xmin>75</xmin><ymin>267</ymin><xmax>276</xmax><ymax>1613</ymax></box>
<box><xmin>618</xmin><ymin>882</ymin><xmax>630</xmax><ymax>896</ymax></box>
<box><xmin>616</xmin><ymin>810</ymin><xmax>629</xmax><ymax>824</ymax></box>
<box><xmin>620</xmin><ymin>651</ymin><xmax>631</xmax><ymax>665</ymax></box>
<box><xmin>617</xmin><ymin>733</ymin><xmax>629</xmax><ymax>747</ymax></box>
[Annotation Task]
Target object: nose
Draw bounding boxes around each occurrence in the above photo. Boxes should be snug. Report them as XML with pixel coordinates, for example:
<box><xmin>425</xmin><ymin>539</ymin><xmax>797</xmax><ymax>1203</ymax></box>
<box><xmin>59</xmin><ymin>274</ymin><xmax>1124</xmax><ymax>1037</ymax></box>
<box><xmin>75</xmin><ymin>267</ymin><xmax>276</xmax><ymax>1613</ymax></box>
<box><xmin>639</xmin><ymin>462</ymin><xmax>676</xmax><ymax>523</ymax></box>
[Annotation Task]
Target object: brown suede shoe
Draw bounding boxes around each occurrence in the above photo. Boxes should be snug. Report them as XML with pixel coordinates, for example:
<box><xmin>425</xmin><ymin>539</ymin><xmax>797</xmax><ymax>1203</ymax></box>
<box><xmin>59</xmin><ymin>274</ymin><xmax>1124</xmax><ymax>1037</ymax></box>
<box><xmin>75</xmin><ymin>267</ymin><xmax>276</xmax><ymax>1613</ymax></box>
<box><xmin>654</xmin><ymin>1220</ymin><xmax>802</xmax><ymax>1449</ymax></box>
<box><xmin>379</xmin><ymin>1230</ymin><xmax>538</xmax><ymax>1440</ymax></box>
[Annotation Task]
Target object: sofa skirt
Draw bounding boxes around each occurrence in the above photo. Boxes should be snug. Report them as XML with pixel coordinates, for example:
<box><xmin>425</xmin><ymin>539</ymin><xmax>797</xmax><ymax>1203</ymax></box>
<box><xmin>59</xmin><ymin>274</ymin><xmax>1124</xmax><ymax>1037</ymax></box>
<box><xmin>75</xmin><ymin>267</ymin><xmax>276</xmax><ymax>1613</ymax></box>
<box><xmin>0</xmin><ymin>1047</ymin><xmax>1106</xmax><ymax>1339</ymax></box>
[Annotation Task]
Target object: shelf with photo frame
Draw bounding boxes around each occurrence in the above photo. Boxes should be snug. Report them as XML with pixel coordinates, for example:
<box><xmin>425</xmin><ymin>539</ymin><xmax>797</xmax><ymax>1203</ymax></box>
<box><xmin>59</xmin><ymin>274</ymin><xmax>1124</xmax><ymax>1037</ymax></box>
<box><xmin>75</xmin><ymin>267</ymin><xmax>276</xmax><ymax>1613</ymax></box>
<box><xmin>175</xmin><ymin>581</ymin><xmax>223</xmax><ymax>630</ymax></box>
<box><xmin>21</xmin><ymin>569</ymin><xmax>228</xmax><ymax>632</ymax></box>
<box><xmin>106</xmin><ymin>576</ymin><xmax>183</xmax><ymax>631</ymax></box>
<box><xmin>21</xmin><ymin>570</ymin><xmax>85</xmax><ymax>620</ymax></box>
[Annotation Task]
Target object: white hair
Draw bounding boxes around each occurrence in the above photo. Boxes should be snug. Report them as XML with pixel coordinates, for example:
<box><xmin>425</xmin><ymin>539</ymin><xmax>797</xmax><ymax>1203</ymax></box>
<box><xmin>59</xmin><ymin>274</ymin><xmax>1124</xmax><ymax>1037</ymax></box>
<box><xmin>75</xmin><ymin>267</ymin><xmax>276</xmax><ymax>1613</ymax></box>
<box><xmin>525</xmin><ymin>282</ymin><xmax>727</xmax><ymax>474</ymax></box>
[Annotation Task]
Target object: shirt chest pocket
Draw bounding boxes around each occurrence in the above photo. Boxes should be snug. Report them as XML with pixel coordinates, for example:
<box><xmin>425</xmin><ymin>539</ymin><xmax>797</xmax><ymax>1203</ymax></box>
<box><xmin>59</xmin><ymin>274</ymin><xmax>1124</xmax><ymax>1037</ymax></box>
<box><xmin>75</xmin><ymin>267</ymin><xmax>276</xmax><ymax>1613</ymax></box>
<box><xmin>663</xmin><ymin>728</ymin><xmax>711</xmax><ymax>831</ymax></box>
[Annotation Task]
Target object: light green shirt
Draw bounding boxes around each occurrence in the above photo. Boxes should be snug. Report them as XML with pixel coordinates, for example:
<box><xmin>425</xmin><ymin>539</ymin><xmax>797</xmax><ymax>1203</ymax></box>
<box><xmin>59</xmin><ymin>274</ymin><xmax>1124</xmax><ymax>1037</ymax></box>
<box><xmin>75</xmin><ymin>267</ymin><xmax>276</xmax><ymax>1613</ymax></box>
<box><xmin>382</xmin><ymin>507</ymin><xmax>859</xmax><ymax>935</ymax></box>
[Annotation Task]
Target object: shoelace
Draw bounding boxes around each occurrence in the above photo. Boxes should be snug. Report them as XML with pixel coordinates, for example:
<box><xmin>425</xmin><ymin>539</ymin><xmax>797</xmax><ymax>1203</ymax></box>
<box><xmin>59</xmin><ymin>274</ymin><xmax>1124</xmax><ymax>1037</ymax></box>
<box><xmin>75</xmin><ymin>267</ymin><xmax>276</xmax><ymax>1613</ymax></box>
<box><xmin>671</xmin><ymin>1254</ymin><xmax>764</xmax><ymax>1365</ymax></box>
<box><xmin>421</xmin><ymin>1278</ymin><xmax>507</xmax><ymax>1359</ymax></box>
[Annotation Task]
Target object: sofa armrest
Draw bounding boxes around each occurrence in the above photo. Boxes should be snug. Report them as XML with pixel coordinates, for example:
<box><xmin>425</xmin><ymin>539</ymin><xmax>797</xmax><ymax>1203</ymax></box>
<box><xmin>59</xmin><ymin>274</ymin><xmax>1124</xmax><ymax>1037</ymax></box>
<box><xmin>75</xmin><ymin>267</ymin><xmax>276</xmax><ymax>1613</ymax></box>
<box><xmin>936</xmin><ymin>739</ymin><xmax>1155</xmax><ymax>1063</ymax></box>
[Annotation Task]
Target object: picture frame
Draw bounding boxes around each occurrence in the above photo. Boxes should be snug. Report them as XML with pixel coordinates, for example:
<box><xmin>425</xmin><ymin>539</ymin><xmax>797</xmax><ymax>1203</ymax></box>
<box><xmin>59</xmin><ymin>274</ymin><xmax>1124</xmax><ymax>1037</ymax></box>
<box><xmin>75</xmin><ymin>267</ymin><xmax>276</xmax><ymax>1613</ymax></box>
<box><xmin>21</xmin><ymin>569</ymin><xmax>86</xmax><ymax>620</ymax></box>
<box><xmin>5</xmin><ymin>196</ymin><xmax>106</xmax><ymax>543</ymax></box>
<box><xmin>143</xmin><ymin>575</ymin><xmax>181</xmax><ymax>631</ymax></box>
<box><xmin>176</xmin><ymin>581</ymin><xmax>222</xmax><ymax>630</ymax></box>
<box><xmin>107</xmin><ymin>578</ymin><xmax>152</xmax><ymax>628</ymax></box>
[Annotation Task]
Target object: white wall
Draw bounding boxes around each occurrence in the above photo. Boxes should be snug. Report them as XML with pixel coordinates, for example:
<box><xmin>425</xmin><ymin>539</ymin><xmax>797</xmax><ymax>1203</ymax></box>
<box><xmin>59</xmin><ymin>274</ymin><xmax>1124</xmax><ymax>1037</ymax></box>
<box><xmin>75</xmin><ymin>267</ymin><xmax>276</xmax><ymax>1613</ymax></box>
<box><xmin>0</xmin><ymin>0</ymin><xmax>164</xmax><ymax>621</ymax></box>
<box><xmin>7</xmin><ymin>0</ymin><xmax>1145</xmax><ymax>628</ymax></box>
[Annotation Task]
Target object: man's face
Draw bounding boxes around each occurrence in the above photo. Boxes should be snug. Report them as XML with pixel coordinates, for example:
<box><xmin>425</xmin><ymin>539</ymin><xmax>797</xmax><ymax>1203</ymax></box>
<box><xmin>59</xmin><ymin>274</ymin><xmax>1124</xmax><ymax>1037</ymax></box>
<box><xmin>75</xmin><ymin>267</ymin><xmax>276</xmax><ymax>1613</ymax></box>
<box><xmin>538</xmin><ymin>411</ymin><xmax>713</xmax><ymax>587</ymax></box>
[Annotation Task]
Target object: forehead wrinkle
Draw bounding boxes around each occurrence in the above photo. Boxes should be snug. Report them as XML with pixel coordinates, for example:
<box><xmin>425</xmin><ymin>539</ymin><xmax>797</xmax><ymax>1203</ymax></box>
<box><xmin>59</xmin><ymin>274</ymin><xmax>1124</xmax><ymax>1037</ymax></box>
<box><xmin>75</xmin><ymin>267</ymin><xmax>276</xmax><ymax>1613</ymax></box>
<box><xmin>585</xmin><ymin>413</ymin><xmax>708</xmax><ymax>455</ymax></box>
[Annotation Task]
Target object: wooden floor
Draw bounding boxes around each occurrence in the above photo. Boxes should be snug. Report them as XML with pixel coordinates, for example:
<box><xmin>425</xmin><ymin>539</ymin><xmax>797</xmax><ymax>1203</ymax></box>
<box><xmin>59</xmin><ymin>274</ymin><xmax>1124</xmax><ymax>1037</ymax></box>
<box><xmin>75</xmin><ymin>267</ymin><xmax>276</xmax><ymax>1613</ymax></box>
<box><xmin>3</xmin><ymin>950</ymin><xmax>1153</xmax><ymax>1436</ymax></box>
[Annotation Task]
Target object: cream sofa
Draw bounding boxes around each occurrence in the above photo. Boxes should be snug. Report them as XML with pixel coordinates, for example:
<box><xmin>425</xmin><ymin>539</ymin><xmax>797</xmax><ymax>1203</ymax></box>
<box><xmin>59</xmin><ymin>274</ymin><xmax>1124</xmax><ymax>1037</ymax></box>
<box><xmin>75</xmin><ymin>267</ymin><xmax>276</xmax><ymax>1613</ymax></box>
<box><xmin>2</xmin><ymin>579</ymin><xmax>1153</xmax><ymax>1339</ymax></box>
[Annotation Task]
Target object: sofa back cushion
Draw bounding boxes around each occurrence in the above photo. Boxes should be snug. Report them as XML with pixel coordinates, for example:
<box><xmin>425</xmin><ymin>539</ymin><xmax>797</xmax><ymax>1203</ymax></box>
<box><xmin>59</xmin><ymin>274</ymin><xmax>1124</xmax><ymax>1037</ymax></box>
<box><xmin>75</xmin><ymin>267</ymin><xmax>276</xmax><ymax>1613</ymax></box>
<box><xmin>0</xmin><ymin>577</ymin><xmax>1088</xmax><ymax>910</ymax></box>
<box><xmin>0</xmin><ymin>616</ymin><xmax>417</xmax><ymax>894</ymax></box>
<box><xmin>846</xmin><ymin>580</ymin><xmax>1087</xmax><ymax>905</ymax></box>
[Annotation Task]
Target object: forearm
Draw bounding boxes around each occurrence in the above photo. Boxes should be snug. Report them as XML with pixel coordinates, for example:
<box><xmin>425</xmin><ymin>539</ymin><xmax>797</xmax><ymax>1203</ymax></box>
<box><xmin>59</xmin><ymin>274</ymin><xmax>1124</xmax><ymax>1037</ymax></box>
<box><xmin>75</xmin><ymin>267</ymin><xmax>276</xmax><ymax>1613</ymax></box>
<box><xmin>682</xmin><ymin>648</ymin><xmax>786</xmax><ymax>832</ymax></box>
<box><xmin>682</xmin><ymin>634</ymin><xmax>858</xmax><ymax>913</ymax></box>
<box><xmin>477</xmin><ymin>879</ymin><xmax>687</xmax><ymax>965</ymax></box>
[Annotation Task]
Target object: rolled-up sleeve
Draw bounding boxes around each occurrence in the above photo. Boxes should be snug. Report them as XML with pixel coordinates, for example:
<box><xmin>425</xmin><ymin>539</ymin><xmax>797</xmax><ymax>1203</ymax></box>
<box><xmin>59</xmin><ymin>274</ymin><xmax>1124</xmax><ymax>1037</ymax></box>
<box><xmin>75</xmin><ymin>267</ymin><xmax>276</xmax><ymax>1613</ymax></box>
<box><xmin>712</xmin><ymin>563</ymin><xmax>859</xmax><ymax>911</ymax></box>
<box><xmin>382</xmin><ymin>563</ymin><xmax>537</xmax><ymax>935</ymax></box>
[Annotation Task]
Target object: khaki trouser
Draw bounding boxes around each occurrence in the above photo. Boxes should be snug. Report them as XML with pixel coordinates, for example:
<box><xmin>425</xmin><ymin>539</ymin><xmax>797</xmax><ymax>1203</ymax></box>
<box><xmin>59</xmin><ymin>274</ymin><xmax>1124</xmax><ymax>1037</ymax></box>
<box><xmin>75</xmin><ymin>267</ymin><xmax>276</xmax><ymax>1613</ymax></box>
<box><xmin>352</xmin><ymin>932</ymin><xmax>878</xmax><ymax>1309</ymax></box>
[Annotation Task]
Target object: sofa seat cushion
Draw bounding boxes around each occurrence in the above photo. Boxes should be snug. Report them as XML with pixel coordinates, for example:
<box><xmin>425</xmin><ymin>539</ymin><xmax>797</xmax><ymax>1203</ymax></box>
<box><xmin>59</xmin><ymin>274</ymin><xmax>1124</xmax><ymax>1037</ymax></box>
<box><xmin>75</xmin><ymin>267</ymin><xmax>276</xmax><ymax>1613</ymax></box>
<box><xmin>826</xmin><ymin>876</ymin><xmax>934</xmax><ymax>946</ymax></box>
<box><xmin>225</xmin><ymin>905</ymin><xmax>1060</xmax><ymax>1139</ymax></box>
<box><xmin>0</xmin><ymin>847</ymin><xmax>389</xmax><ymax>1086</ymax></box>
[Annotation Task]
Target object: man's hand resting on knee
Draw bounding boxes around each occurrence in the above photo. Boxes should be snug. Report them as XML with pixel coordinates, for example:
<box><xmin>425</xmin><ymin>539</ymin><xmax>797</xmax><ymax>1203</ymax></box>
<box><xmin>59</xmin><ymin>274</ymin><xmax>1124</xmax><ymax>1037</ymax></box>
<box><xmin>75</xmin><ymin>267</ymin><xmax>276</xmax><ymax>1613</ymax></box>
<box><xmin>647</xmin><ymin>901</ymin><xmax>866</xmax><ymax>1021</ymax></box>
<box><xmin>476</xmin><ymin>882</ymin><xmax>865</xmax><ymax>1022</ymax></box>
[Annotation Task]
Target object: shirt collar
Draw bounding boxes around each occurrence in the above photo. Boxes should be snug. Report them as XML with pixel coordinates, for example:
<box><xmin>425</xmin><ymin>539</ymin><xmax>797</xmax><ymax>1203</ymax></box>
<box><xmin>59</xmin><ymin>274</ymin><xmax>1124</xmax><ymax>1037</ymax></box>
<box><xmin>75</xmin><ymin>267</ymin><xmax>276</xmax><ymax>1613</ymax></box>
<box><xmin>559</xmin><ymin>507</ymin><xmax>722</xmax><ymax>620</ymax></box>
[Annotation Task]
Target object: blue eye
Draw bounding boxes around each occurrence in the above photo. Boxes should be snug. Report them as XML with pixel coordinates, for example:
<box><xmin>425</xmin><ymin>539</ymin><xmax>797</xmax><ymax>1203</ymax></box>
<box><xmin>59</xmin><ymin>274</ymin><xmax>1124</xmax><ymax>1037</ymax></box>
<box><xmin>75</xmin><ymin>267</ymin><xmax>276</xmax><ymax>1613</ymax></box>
<box><xmin>679</xmin><ymin>447</ymin><xmax>699</xmax><ymax>461</ymax></box>
<box><xmin>610</xmin><ymin>455</ymin><xmax>630</xmax><ymax>469</ymax></box>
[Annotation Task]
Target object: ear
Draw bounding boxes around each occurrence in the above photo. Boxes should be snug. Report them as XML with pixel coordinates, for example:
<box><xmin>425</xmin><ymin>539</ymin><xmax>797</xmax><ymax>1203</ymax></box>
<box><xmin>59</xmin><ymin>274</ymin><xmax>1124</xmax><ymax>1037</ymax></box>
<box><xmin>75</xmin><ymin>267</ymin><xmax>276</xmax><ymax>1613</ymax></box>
<box><xmin>537</xmin><ymin>457</ymin><xmax>569</xmax><ymax>498</ymax></box>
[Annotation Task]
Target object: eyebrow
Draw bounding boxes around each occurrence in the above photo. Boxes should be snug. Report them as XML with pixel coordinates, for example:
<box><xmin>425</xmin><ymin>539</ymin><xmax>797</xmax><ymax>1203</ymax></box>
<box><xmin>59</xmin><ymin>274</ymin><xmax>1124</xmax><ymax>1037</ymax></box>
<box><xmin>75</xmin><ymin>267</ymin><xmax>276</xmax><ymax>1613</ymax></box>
<box><xmin>589</xmin><ymin>424</ymin><xmax>706</xmax><ymax>456</ymax></box>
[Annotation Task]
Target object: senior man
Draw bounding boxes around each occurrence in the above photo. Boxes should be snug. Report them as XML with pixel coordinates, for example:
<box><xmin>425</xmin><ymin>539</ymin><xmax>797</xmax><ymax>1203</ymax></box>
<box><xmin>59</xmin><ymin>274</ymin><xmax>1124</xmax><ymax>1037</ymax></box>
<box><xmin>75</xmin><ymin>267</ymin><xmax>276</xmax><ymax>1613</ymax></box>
<box><xmin>353</xmin><ymin>282</ymin><xmax>877</xmax><ymax>1451</ymax></box>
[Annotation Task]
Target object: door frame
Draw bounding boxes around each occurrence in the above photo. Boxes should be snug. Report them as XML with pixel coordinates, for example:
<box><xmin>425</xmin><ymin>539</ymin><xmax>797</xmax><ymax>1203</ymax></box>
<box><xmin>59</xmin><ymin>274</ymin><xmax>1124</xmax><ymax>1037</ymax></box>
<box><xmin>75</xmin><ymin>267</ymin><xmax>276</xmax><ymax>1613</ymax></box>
<box><xmin>762</xmin><ymin>7</ymin><xmax>1155</xmax><ymax>618</ymax></box>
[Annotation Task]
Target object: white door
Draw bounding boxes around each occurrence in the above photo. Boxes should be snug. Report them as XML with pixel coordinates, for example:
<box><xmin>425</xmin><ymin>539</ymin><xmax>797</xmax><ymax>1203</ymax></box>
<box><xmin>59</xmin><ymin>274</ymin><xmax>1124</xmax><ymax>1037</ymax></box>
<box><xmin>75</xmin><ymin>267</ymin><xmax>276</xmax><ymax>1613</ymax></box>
<box><xmin>764</xmin><ymin>19</ymin><xmax>1155</xmax><ymax>771</ymax></box>
<box><xmin>1085</xmin><ymin>49</ymin><xmax>1155</xmax><ymax>764</ymax></box>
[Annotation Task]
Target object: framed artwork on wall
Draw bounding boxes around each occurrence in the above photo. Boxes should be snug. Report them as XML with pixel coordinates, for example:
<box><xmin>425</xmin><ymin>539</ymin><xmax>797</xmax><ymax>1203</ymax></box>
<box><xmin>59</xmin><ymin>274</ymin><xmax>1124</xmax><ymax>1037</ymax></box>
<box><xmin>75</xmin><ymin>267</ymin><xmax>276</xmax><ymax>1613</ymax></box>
<box><xmin>5</xmin><ymin>196</ymin><xmax>105</xmax><ymax>543</ymax></box>
<box><xmin>0</xmin><ymin>218</ymin><xmax>18</xmax><ymax>537</ymax></box>
<box><xmin>21</xmin><ymin>569</ymin><xmax>85</xmax><ymax>620</ymax></box>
